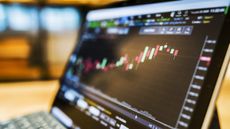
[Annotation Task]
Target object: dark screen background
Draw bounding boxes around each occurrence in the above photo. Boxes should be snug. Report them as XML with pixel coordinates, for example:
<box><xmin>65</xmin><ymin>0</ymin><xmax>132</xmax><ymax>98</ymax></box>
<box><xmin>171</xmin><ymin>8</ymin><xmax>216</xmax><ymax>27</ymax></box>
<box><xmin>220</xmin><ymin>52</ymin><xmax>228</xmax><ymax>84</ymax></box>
<box><xmin>57</xmin><ymin>6</ymin><xmax>227</xmax><ymax>129</ymax></box>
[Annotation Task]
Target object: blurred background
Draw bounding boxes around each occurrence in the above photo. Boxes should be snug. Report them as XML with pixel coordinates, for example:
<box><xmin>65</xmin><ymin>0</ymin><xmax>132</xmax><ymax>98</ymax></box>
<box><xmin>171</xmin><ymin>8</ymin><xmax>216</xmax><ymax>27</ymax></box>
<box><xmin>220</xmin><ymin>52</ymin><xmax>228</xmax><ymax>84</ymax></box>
<box><xmin>0</xmin><ymin>2</ymin><xmax>75</xmax><ymax>81</ymax></box>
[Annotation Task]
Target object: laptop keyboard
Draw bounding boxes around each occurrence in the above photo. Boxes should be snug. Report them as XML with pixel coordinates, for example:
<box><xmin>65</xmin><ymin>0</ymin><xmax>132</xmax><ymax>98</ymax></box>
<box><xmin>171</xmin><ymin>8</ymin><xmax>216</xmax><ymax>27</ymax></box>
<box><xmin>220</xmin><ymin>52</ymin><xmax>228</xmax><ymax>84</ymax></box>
<box><xmin>0</xmin><ymin>112</ymin><xmax>67</xmax><ymax>129</ymax></box>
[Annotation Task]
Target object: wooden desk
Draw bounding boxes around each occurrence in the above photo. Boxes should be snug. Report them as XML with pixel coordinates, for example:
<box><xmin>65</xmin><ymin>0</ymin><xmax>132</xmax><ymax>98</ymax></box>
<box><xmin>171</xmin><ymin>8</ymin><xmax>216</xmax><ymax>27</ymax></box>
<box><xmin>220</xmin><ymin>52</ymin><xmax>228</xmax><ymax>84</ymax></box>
<box><xmin>0</xmin><ymin>80</ymin><xmax>59</xmax><ymax>120</ymax></box>
<box><xmin>217</xmin><ymin>67</ymin><xmax>230</xmax><ymax>129</ymax></box>
<box><xmin>0</xmin><ymin>74</ymin><xmax>229</xmax><ymax>128</ymax></box>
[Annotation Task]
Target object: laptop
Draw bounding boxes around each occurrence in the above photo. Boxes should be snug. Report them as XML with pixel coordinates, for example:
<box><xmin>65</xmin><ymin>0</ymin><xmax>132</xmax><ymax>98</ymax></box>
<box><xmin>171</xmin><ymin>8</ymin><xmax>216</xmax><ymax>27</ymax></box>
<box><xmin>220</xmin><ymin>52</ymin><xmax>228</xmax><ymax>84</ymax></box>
<box><xmin>1</xmin><ymin>0</ymin><xmax>230</xmax><ymax>129</ymax></box>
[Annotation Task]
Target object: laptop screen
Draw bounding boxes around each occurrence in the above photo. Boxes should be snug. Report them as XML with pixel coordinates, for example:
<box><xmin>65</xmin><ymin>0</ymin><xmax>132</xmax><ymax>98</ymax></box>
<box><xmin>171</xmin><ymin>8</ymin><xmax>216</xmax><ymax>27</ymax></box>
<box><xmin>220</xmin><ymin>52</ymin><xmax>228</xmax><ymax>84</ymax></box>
<box><xmin>53</xmin><ymin>0</ymin><xmax>230</xmax><ymax>129</ymax></box>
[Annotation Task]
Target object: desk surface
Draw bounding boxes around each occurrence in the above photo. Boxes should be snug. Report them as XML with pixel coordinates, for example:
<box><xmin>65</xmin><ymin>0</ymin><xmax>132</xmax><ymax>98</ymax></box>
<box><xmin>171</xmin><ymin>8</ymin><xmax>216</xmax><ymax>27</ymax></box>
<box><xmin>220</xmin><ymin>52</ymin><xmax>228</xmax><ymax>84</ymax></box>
<box><xmin>0</xmin><ymin>80</ymin><xmax>59</xmax><ymax>120</ymax></box>
<box><xmin>0</xmin><ymin>75</ymin><xmax>229</xmax><ymax>129</ymax></box>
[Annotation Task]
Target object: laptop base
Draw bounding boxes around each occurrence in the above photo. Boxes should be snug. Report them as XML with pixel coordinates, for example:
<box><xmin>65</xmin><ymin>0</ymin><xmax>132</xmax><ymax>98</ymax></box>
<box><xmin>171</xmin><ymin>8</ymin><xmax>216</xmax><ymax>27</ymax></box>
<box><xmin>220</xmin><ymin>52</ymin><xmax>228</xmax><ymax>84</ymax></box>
<box><xmin>0</xmin><ymin>112</ymin><xmax>67</xmax><ymax>129</ymax></box>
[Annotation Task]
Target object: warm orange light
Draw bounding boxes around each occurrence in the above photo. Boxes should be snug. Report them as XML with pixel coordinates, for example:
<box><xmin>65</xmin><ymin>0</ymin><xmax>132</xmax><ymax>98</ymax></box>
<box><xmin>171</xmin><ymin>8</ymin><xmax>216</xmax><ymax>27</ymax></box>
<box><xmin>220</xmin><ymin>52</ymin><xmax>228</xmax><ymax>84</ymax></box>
<box><xmin>46</xmin><ymin>0</ymin><xmax>124</xmax><ymax>6</ymax></box>
<box><xmin>0</xmin><ymin>0</ymin><xmax>124</xmax><ymax>6</ymax></box>
<box><xmin>0</xmin><ymin>0</ymin><xmax>37</xmax><ymax>3</ymax></box>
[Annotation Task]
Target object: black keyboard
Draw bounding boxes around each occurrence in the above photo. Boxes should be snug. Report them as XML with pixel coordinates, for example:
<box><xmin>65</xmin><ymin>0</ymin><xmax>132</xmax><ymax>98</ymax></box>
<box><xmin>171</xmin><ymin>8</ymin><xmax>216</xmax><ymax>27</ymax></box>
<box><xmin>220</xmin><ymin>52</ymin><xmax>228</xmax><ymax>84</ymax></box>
<box><xmin>0</xmin><ymin>112</ymin><xmax>67</xmax><ymax>129</ymax></box>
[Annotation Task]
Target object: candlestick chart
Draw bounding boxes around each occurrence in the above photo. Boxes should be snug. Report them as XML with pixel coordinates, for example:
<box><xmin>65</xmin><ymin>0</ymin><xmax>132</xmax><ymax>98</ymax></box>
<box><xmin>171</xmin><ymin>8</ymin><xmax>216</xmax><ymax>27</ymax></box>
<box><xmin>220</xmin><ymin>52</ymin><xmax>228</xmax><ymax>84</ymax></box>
<box><xmin>73</xmin><ymin>43</ymin><xmax>179</xmax><ymax>75</ymax></box>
